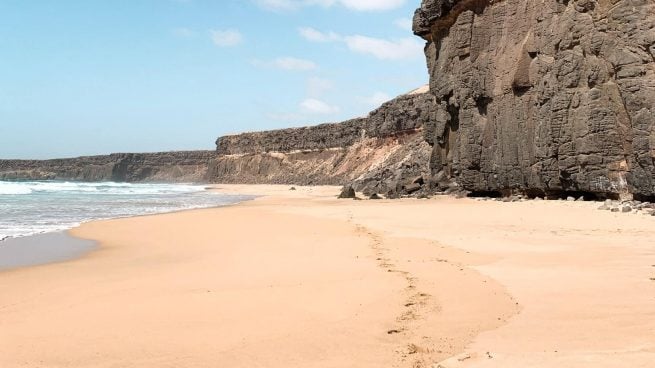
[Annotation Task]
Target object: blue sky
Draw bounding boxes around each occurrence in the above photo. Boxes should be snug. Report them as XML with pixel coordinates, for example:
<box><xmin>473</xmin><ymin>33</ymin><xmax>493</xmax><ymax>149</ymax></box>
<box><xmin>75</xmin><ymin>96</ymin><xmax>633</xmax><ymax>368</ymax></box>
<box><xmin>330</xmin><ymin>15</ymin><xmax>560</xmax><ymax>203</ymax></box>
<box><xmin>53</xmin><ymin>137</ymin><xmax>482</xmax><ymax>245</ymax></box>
<box><xmin>0</xmin><ymin>0</ymin><xmax>427</xmax><ymax>159</ymax></box>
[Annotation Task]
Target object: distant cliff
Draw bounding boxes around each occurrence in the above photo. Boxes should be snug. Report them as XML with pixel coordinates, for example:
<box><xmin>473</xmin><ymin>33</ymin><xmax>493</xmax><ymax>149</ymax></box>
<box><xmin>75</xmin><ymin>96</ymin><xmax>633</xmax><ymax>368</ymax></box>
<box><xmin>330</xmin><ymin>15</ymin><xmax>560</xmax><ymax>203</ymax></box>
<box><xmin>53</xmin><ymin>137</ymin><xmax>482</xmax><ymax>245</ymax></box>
<box><xmin>208</xmin><ymin>89</ymin><xmax>435</xmax><ymax>196</ymax></box>
<box><xmin>413</xmin><ymin>0</ymin><xmax>655</xmax><ymax>199</ymax></box>
<box><xmin>0</xmin><ymin>90</ymin><xmax>435</xmax><ymax>196</ymax></box>
<box><xmin>0</xmin><ymin>151</ymin><xmax>215</xmax><ymax>183</ymax></box>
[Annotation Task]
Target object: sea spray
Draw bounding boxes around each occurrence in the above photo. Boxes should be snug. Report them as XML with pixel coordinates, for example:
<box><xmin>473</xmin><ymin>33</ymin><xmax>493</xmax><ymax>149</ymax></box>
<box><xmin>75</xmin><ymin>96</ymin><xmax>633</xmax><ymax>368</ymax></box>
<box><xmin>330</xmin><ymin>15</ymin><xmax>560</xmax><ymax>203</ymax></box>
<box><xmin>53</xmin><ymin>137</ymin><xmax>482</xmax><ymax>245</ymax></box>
<box><xmin>0</xmin><ymin>181</ymin><xmax>253</xmax><ymax>240</ymax></box>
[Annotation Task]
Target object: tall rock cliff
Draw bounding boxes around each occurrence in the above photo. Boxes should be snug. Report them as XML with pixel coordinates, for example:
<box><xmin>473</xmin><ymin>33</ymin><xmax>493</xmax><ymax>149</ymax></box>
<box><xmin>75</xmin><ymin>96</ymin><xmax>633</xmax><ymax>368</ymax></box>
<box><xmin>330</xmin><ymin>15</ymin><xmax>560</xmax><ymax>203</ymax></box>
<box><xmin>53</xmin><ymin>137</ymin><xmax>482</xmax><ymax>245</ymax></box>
<box><xmin>414</xmin><ymin>0</ymin><xmax>655</xmax><ymax>199</ymax></box>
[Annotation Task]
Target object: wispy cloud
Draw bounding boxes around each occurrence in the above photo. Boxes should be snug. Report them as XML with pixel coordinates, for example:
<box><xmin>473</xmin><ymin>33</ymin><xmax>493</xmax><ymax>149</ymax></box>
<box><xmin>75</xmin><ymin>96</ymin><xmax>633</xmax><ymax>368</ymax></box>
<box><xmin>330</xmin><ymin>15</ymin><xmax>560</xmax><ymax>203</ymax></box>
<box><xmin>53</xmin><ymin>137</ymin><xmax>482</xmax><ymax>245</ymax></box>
<box><xmin>307</xmin><ymin>77</ymin><xmax>333</xmax><ymax>97</ymax></box>
<box><xmin>265</xmin><ymin>77</ymin><xmax>338</xmax><ymax>124</ymax></box>
<box><xmin>343</xmin><ymin>35</ymin><xmax>422</xmax><ymax>60</ymax></box>
<box><xmin>210</xmin><ymin>29</ymin><xmax>243</xmax><ymax>47</ymax></box>
<box><xmin>172</xmin><ymin>27</ymin><xmax>196</xmax><ymax>38</ymax></box>
<box><xmin>299</xmin><ymin>27</ymin><xmax>423</xmax><ymax>61</ymax></box>
<box><xmin>255</xmin><ymin>0</ymin><xmax>406</xmax><ymax>12</ymax></box>
<box><xmin>300</xmin><ymin>98</ymin><xmax>340</xmax><ymax>114</ymax></box>
<box><xmin>251</xmin><ymin>57</ymin><xmax>318</xmax><ymax>71</ymax></box>
<box><xmin>393</xmin><ymin>17</ymin><xmax>412</xmax><ymax>31</ymax></box>
<box><xmin>298</xmin><ymin>27</ymin><xmax>341</xmax><ymax>42</ymax></box>
<box><xmin>361</xmin><ymin>91</ymin><xmax>391</xmax><ymax>107</ymax></box>
<box><xmin>340</xmin><ymin>0</ymin><xmax>406</xmax><ymax>11</ymax></box>
<box><xmin>254</xmin><ymin>0</ymin><xmax>334</xmax><ymax>12</ymax></box>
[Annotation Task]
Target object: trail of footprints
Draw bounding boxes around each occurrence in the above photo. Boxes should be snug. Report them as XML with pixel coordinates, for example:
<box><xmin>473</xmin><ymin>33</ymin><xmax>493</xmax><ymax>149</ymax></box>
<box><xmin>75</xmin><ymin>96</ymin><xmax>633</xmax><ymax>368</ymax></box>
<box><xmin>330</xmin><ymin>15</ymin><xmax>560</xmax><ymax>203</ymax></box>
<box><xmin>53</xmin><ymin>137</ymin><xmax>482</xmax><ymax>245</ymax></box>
<box><xmin>347</xmin><ymin>212</ymin><xmax>437</xmax><ymax>368</ymax></box>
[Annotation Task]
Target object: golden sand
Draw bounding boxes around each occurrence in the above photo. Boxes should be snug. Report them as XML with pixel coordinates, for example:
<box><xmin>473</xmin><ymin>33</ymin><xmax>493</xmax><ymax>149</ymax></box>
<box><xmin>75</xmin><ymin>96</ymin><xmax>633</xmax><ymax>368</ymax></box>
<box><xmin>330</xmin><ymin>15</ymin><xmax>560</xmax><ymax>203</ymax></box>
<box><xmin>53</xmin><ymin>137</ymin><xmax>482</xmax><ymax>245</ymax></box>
<box><xmin>1</xmin><ymin>185</ymin><xmax>653</xmax><ymax>367</ymax></box>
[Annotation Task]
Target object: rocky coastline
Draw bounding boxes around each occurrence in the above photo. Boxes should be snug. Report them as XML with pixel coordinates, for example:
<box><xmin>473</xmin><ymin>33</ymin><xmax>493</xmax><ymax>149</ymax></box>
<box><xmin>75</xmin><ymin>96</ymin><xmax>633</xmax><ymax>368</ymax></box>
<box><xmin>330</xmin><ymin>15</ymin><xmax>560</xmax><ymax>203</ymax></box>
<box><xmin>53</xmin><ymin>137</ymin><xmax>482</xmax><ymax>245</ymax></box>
<box><xmin>1</xmin><ymin>0</ymin><xmax>654</xmax><ymax>202</ymax></box>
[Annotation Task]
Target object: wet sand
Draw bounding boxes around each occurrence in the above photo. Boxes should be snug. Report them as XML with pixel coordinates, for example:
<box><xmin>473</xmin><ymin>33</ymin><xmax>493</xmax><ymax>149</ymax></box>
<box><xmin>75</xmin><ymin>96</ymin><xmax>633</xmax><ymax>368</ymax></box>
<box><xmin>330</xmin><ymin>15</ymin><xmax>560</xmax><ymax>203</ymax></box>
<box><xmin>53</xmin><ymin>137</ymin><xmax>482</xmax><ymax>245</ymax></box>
<box><xmin>1</xmin><ymin>185</ymin><xmax>654</xmax><ymax>367</ymax></box>
<box><xmin>0</xmin><ymin>232</ymin><xmax>95</xmax><ymax>271</ymax></box>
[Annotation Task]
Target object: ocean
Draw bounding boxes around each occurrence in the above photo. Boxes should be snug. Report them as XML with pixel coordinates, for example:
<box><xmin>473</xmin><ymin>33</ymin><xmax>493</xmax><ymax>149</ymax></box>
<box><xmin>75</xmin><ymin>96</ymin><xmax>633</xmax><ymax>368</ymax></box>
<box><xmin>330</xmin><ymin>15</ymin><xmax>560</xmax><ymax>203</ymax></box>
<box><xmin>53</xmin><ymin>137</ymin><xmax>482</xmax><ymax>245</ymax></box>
<box><xmin>0</xmin><ymin>180</ymin><xmax>253</xmax><ymax>241</ymax></box>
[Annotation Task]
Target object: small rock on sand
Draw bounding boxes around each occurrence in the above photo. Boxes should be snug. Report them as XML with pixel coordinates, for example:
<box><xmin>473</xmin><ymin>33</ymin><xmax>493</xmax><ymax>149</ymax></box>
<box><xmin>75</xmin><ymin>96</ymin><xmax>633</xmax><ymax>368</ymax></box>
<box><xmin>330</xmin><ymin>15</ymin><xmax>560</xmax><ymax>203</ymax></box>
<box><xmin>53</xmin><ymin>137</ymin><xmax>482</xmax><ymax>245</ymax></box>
<box><xmin>337</xmin><ymin>185</ymin><xmax>357</xmax><ymax>199</ymax></box>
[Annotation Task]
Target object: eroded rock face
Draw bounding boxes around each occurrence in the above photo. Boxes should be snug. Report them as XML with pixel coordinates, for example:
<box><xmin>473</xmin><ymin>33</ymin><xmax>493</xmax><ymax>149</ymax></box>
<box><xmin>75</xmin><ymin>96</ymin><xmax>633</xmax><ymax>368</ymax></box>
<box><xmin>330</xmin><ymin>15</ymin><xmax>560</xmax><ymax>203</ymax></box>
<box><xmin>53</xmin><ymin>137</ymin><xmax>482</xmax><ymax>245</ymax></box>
<box><xmin>414</xmin><ymin>0</ymin><xmax>655</xmax><ymax>199</ymax></box>
<box><xmin>216</xmin><ymin>92</ymin><xmax>433</xmax><ymax>155</ymax></box>
<box><xmin>209</xmin><ymin>91</ymin><xmax>435</xmax><ymax>195</ymax></box>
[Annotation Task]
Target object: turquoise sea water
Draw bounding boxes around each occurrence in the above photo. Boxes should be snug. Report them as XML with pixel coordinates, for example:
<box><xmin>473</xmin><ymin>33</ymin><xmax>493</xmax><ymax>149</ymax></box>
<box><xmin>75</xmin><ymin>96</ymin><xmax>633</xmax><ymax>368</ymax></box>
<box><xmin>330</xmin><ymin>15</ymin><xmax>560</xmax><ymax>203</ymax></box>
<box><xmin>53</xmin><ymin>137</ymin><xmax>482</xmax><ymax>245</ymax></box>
<box><xmin>0</xmin><ymin>181</ymin><xmax>253</xmax><ymax>241</ymax></box>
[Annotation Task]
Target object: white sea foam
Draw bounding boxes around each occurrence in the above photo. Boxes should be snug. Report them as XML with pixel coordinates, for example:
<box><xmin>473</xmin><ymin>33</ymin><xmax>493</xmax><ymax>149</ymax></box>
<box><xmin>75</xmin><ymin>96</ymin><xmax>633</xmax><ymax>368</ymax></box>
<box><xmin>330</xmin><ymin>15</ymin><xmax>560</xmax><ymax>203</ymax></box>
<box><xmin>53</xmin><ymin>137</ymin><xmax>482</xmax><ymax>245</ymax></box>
<box><xmin>0</xmin><ymin>182</ymin><xmax>33</xmax><ymax>195</ymax></box>
<box><xmin>0</xmin><ymin>181</ymin><xmax>253</xmax><ymax>241</ymax></box>
<box><xmin>0</xmin><ymin>181</ymin><xmax>206</xmax><ymax>195</ymax></box>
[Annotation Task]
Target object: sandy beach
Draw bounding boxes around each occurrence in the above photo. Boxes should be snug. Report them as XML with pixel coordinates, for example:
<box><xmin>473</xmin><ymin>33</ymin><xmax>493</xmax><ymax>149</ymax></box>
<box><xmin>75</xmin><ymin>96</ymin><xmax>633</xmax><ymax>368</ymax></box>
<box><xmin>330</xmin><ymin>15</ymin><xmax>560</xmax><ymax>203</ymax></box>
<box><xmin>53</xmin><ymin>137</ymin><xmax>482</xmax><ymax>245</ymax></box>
<box><xmin>1</xmin><ymin>185</ymin><xmax>654</xmax><ymax>367</ymax></box>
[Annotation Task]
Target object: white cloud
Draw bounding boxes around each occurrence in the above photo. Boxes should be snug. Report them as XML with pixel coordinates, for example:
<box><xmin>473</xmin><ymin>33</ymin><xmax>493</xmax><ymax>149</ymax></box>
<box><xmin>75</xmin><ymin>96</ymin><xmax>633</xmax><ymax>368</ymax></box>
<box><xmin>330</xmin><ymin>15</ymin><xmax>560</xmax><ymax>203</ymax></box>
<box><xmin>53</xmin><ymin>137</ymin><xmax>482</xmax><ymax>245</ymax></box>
<box><xmin>393</xmin><ymin>17</ymin><xmax>412</xmax><ymax>31</ymax></box>
<box><xmin>273</xmin><ymin>57</ymin><xmax>317</xmax><ymax>71</ymax></box>
<box><xmin>361</xmin><ymin>92</ymin><xmax>391</xmax><ymax>107</ymax></box>
<box><xmin>255</xmin><ymin>0</ymin><xmax>406</xmax><ymax>11</ymax></box>
<box><xmin>300</xmin><ymin>98</ymin><xmax>340</xmax><ymax>114</ymax></box>
<box><xmin>340</xmin><ymin>0</ymin><xmax>406</xmax><ymax>11</ymax></box>
<box><xmin>298</xmin><ymin>27</ymin><xmax>341</xmax><ymax>42</ymax></box>
<box><xmin>210</xmin><ymin>29</ymin><xmax>243</xmax><ymax>47</ymax></box>
<box><xmin>299</xmin><ymin>27</ymin><xmax>423</xmax><ymax>61</ymax></box>
<box><xmin>251</xmin><ymin>57</ymin><xmax>318</xmax><ymax>71</ymax></box>
<box><xmin>307</xmin><ymin>77</ymin><xmax>333</xmax><ymax>97</ymax></box>
<box><xmin>343</xmin><ymin>35</ymin><xmax>423</xmax><ymax>60</ymax></box>
<box><xmin>255</xmin><ymin>0</ymin><xmax>335</xmax><ymax>11</ymax></box>
<box><xmin>172</xmin><ymin>27</ymin><xmax>195</xmax><ymax>38</ymax></box>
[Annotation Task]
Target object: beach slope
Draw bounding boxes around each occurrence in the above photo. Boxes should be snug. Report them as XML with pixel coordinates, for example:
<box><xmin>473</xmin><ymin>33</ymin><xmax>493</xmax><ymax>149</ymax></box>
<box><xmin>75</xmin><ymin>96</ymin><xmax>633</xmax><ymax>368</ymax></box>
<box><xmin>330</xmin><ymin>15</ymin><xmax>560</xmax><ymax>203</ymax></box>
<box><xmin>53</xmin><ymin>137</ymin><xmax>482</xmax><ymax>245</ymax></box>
<box><xmin>1</xmin><ymin>185</ymin><xmax>654</xmax><ymax>367</ymax></box>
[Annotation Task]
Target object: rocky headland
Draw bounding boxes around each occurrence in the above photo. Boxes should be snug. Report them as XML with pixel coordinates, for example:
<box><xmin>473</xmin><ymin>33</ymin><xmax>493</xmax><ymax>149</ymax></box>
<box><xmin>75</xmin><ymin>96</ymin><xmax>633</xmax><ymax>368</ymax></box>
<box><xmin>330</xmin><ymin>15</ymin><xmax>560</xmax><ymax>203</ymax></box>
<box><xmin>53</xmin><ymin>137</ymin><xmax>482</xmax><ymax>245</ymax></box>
<box><xmin>207</xmin><ymin>88</ymin><xmax>435</xmax><ymax>197</ymax></box>
<box><xmin>414</xmin><ymin>0</ymin><xmax>655</xmax><ymax>200</ymax></box>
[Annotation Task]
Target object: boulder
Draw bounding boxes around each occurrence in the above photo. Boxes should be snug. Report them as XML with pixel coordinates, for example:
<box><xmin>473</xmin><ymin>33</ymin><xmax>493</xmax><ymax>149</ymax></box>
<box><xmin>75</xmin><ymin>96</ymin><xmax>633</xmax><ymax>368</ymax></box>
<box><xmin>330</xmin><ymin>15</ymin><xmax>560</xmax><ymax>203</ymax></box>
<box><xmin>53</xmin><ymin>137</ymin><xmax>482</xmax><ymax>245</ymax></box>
<box><xmin>338</xmin><ymin>185</ymin><xmax>357</xmax><ymax>199</ymax></box>
<box><xmin>404</xmin><ymin>183</ymin><xmax>422</xmax><ymax>194</ymax></box>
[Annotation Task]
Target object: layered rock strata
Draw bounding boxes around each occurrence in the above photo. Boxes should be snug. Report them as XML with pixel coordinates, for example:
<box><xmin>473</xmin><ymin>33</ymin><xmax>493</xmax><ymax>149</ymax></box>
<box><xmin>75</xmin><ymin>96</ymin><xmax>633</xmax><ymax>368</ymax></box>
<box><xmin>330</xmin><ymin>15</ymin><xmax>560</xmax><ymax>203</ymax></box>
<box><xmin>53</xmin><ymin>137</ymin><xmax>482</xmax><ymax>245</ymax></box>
<box><xmin>208</xmin><ymin>90</ymin><xmax>435</xmax><ymax>195</ymax></box>
<box><xmin>414</xmin><ymin>0</ymin><xmax>655</xmax><ymax>199</ymax></box>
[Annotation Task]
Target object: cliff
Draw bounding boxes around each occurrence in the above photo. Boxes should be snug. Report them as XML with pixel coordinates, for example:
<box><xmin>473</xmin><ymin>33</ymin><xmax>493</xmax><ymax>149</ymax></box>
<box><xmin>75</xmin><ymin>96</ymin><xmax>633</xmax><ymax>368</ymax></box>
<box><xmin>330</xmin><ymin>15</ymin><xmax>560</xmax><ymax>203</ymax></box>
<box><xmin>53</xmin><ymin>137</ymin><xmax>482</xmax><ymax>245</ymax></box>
<box><xmin>3</xmin><ymin>0</ymin><xmax>653</xmax><ymax>199</ymax></box>
<box><xmin>413</xmin><ymin>0</ymin><xmax>655</xmax><ymax>199</ymax></box>
<box><xmin>0</xmin><ymin>151</ymin><xmax>215</xmax><ymax>183</ymax></box>
<box><xmin>208</xmin><ymin>90</ymin><xmax>435</xmax><ymax>196</ymax></box>
<box><xmin>216</xmin><ymin>90</ymin><xmax>429</xmax><ymax>155</ymax></box>
<box><xmin>0</xmin><ymin>90</ymin><xmax>435</xmax><ymax>195</ymax></box>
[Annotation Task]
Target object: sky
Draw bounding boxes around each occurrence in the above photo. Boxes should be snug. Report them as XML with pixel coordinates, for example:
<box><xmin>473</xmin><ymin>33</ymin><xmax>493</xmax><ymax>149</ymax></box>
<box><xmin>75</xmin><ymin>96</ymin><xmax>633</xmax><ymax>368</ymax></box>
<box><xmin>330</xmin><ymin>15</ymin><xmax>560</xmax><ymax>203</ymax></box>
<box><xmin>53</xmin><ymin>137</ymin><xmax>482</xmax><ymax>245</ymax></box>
<box><xmin>0</xmin><ymin>0</ymin><xmax>427</xmax><ymax>159</ymax></box>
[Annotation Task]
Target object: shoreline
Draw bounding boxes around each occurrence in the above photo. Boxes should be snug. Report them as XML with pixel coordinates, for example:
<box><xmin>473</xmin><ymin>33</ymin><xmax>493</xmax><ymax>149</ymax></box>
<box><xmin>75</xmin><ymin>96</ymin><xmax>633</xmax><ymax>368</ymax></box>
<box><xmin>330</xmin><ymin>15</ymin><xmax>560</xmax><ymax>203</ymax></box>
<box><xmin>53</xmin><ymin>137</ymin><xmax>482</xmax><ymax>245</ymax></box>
<box><xmin>0</xmin><ymin>231</ymin><xmax>97</xmax><ymax>272</ymax></box>
<box><xmin>1</xmin><ymin>185</ymin><xmax>654</xmax><ymax>367</ymax></box>
<box><xmin>0</xmin><ymin>187</ymin><xmax>257</xmax><ymax>271</ymax></box>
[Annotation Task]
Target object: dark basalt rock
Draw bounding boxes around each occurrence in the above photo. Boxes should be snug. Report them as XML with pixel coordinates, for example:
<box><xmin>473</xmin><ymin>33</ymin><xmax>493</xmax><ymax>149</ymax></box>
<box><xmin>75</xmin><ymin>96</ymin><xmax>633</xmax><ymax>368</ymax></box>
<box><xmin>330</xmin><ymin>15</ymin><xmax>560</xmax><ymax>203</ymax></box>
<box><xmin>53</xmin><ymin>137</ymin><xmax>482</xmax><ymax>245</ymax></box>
<box><xmin>414</xmin><ymin>0</ymin><xmax>655</xmax><ymax>200</ymax></box>
<box><xmin>338</xmin><ymin>185</ymin><xmax>357</xmax><ymax>199</ymax></box>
